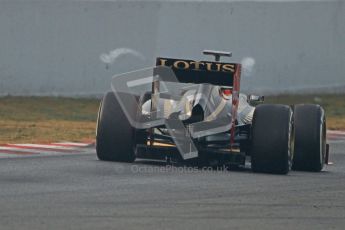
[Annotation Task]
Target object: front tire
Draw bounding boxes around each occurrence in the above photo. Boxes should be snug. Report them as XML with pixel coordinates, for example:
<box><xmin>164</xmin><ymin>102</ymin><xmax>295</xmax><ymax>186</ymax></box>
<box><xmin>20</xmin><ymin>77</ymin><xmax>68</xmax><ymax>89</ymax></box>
<box><xmin>251</xmin><ymin>104</ymin><xmax>294</xmax><ymax>174</ymax></box>
<box><xmin>96</xmin><ymin>92</ymin><xmax>136</xmax><ymax>162</ymax></box>
<box><xmin>292</xmin><ymin>104</ymin><xmax>326</xmax><ymax>172</ymax></box>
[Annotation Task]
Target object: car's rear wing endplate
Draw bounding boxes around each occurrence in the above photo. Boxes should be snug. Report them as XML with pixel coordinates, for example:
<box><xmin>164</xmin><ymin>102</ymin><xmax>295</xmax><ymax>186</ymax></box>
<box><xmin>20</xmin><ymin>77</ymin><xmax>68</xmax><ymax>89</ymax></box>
<box><xmin>156</xmin><ymin>57</ymin><xmax>241</xmax><ymax>87</ymax></box>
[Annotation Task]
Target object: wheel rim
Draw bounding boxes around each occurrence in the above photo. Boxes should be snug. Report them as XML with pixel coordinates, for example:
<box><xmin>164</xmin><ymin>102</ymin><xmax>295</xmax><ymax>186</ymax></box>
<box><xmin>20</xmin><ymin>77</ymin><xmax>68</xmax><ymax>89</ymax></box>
<box><xmin>319</xmin><ymin>116</ymin><xmax>326</xmax><ymax>167</ymax></box>
<box><xmin>288</xmin><ymin>110</ymin><xmax>294</xmax><ymax>171</ymax></box>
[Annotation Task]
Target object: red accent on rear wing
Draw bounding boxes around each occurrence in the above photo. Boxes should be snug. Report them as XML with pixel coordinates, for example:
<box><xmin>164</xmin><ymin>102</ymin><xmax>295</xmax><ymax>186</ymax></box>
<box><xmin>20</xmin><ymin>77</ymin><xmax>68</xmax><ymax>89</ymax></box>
<box><xmin>230</xmin><ymin>64</ymin><xmax>242</xmax><ymax>148</ymax></box>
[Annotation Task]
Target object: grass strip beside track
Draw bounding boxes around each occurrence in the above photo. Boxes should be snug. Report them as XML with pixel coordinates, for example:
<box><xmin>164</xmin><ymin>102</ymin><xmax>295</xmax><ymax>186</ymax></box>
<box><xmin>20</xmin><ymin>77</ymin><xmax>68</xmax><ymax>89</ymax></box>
<box><xmin>0</xmin><ymin>94</ymin><xmax>344</xmax><ymax>144</ymax></box>
<box><xmin>0</xmin><ymin>97</ymin><xmax>99</xmax><ymax>144</ymax></box>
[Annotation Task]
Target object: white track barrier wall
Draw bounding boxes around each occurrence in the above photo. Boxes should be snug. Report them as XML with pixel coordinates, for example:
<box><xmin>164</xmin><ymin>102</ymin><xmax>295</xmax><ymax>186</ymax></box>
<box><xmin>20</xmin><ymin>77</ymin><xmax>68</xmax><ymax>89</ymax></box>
<box><xmin>0</xmin><ymin>0</ymin><xmax>344</xmax><ymax>96</ymax></box>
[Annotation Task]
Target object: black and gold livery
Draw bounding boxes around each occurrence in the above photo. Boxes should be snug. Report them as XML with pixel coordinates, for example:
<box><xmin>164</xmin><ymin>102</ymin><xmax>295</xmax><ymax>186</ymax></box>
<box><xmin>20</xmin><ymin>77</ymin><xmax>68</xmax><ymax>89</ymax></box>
<box><xmin>96</xmin><ymin>51</ymin><xmax>330</xmax><ymax>175</ymax></box>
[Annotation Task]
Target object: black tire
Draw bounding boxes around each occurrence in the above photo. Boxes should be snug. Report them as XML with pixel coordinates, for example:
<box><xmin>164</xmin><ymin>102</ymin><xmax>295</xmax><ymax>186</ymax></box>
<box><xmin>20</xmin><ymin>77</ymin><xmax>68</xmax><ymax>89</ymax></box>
<box><xmin>292</xmin><ymin>104</ymin><xmax>326</xmax><ymax>172</ymax></box>
<box><xmin>96</xmin><ymin>92</ymin><xmax>136</xmax><ymax>162</ymax></box>
<box><xmin>251</xmin><ymin>104</ymin><xmax>294</xmax><ymax>174</ymax></box>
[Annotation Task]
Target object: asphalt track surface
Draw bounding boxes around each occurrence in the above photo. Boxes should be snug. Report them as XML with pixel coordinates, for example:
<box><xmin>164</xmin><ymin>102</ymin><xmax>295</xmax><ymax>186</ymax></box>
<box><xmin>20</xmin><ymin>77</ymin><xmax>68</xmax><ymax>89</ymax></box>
<box><xmin>0</xmin><ymin>142</ymin><xmax>345</xmax><ymax>230</ymax></box>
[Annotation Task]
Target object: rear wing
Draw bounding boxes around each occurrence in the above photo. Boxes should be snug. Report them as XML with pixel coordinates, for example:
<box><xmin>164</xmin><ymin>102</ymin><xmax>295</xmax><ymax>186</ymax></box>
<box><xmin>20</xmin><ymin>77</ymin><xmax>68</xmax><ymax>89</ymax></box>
<box><xmin>156</xmin><ymin>57</ymin><xmax>241</xmax><ymax>87</ymax></box>
<box><xmin>155</xmin><ymin>57</ymin><xmax>241</xmax><ymax>148</ymax></box>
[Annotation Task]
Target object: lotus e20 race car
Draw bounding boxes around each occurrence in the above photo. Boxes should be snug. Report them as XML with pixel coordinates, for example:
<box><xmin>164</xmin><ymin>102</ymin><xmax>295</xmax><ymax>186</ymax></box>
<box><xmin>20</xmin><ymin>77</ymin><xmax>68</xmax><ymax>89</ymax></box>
<box><xmin>96</xmin><ymin>50</ymin><xmax>330</xmax><ymax>174</ymax></box>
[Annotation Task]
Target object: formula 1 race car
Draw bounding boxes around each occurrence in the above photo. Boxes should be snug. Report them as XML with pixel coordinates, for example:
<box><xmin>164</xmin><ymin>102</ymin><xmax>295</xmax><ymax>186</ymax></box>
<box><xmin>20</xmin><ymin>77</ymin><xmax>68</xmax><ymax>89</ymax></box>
<box><xmin>96</xmin><ymin>50</ymin><xmax>330</xmax><ymax>174</ymax></box>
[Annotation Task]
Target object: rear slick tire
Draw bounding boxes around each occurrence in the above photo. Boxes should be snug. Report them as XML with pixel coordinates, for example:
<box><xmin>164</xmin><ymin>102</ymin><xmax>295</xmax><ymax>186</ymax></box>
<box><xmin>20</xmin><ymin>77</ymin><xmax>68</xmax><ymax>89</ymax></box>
<box><xmin>96</xmin><ymin>92</ymin><xmax>136</xmax><ymax>162</ymax></box>
<box><xmin>251</xmin><ymin>104</ymin><xmax>294</xmax><ymax>174</ymax></box>
<box><xmin>292</xmin><ymin>104</ymin><xmax>326</xmax><ymax>172</ymax></box>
